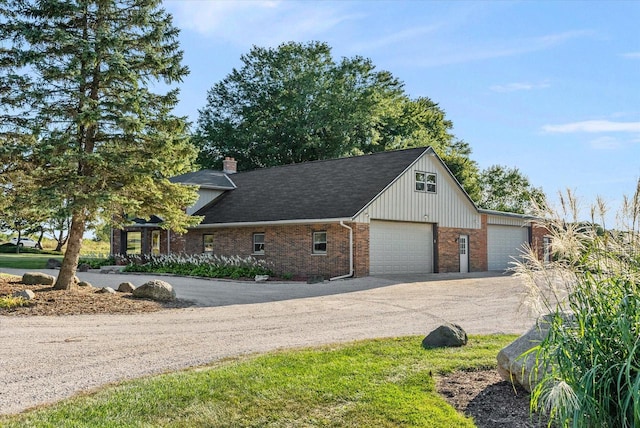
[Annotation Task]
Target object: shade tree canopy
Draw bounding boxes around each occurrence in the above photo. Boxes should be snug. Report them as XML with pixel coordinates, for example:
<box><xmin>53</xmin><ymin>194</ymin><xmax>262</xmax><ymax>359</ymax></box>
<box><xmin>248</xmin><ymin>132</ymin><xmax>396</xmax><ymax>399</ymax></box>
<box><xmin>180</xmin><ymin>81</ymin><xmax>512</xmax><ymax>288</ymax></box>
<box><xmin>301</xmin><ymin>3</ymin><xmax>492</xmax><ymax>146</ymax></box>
<box><xmin>194</xmin><ymin>41</ymin><xmax>482</xmax><ymax>201</ymax></box>
<box><xmin>477</xmin><ymin>165</ymin><xmax>546</xmax><ymax>214</ymax></box>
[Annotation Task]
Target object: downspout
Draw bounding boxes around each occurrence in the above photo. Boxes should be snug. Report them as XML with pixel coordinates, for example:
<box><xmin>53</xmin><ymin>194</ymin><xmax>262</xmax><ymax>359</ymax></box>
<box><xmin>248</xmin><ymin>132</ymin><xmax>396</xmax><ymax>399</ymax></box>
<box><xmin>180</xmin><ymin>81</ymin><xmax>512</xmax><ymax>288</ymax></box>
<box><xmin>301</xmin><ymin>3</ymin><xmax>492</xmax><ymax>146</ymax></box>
<box><xmin>330</xmin><ymin>221</ymin><xmax>354</xmax><ymax>281</ymax></box>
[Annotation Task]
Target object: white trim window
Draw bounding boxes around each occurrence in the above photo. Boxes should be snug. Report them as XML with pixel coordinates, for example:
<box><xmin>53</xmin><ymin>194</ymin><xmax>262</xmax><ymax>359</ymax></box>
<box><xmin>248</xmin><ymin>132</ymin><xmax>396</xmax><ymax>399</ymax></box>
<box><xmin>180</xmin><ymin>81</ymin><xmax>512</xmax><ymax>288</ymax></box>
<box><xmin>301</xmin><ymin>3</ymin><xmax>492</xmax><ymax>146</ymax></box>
<box><xmin>312</xmin><ymin>231</ymin><xmax>327</xmax><ymax>254</ymax></box>
<box><xmin>203</xmin><ymin>234</ymin><xmax>214</xmax><ymax>254</ymax></box>
<box><xmin>253</xmin><ymin>233</ymin><xmax>265</xmax><ymax>254</ymax></box>
<box><xmin>415</xmin><ymin>171</ymin><xmax>437</xmax><ymax>193</ymax></box>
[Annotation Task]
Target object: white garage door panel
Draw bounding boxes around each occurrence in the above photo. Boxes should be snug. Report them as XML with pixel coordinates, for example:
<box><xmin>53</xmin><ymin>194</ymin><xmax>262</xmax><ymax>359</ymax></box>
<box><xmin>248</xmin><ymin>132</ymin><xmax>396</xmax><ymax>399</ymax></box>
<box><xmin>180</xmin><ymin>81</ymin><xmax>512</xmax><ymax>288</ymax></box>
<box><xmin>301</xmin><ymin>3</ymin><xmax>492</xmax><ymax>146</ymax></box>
<box><xmin>487</xmin><ymin>225</ymin><xmax>529</xmax><ymax>271</ymax></box>
<box><xmin>370</xmin><ymin>221</ymin><xmax>433</xmax><ymax>275</ymax></box>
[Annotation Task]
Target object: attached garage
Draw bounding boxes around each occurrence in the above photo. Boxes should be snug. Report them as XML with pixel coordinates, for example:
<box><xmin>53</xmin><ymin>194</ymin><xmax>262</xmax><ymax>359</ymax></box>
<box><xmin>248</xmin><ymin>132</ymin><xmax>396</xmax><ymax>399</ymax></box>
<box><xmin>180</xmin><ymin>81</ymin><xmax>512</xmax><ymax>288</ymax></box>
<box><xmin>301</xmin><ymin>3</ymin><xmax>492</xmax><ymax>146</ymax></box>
<box><xmin>369</xmin><ymin>220</ymin><xmax>434</xmax><ymax>275</ymax></box>
<box><xmin>487</xmin><ymin>224</ymin><xmax>530</xmax><ymax>271</ymax></box>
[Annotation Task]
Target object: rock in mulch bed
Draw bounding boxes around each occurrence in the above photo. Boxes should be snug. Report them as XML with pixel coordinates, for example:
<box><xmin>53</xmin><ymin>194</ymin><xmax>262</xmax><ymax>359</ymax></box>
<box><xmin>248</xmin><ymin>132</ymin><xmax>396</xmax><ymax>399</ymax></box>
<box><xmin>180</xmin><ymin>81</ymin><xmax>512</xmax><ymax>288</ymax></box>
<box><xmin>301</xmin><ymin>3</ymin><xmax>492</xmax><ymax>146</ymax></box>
<box><xmin>0</xmin><ymin>276</ymin><xmax>192</xmax><ymax>316</ymax></box>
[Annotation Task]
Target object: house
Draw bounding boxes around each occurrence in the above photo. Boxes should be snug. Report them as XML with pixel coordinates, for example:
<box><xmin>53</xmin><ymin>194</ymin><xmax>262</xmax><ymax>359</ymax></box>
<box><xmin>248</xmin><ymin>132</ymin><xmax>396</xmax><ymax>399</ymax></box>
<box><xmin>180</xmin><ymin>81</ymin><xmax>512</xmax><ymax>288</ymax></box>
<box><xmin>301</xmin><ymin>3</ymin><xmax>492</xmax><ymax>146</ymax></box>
<box><xmin>111</xmin><ymin>147</ymin><xmax>547</xmax><ymax>278</ymax></box>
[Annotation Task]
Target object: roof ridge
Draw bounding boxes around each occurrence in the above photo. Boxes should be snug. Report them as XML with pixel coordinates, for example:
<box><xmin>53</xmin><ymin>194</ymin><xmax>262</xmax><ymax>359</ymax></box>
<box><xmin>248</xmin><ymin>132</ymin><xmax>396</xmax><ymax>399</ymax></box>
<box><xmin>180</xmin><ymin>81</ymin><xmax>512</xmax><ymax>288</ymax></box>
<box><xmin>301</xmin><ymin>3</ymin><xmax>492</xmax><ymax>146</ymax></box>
<box><xmin>234</xmin><ymin>146</ymin><xmax>430</xmax><ymax>175</ymax></box>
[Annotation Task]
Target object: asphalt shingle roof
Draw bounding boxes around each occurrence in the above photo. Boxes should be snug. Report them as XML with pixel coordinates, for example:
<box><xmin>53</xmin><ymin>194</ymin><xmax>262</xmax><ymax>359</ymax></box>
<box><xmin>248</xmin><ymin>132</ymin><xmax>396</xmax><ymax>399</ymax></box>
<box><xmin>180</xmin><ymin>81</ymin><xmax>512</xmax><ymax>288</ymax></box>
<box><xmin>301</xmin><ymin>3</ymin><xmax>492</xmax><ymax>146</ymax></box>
<box><xmin>195</xmin><ymin>147</ymin><xmax>429</xmax><ymax>224</ymax></box>
<box><xmin>170</xmin><ymin>170</ymin><xmax>235</xmax><ymax>189</ymax></box>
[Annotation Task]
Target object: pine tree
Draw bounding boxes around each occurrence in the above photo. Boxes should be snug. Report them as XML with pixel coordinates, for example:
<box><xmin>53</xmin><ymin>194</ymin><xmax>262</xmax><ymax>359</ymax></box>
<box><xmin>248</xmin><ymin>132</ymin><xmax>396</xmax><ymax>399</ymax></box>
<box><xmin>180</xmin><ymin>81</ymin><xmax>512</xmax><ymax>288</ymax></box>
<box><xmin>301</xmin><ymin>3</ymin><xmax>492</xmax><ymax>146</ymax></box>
<box><xmin>0</xmin><ymin>0</ymin><xmax>200</xmax><ymax>289</ymax></box>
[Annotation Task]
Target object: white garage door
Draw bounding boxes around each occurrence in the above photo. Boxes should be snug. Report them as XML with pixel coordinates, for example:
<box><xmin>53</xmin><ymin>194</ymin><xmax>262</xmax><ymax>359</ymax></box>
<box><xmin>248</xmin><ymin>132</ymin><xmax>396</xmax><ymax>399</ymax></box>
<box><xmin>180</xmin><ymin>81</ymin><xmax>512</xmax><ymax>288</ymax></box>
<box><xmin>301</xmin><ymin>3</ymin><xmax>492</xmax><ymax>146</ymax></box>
<box><xmin>370</xmin><ymin>221</ymin><xmax>433</xmax><ymax>275</ymax></box>
<box><xmin>487</xmin><ymin>225</ymin><xmax>529</xmax><ymax>271</ymax></box>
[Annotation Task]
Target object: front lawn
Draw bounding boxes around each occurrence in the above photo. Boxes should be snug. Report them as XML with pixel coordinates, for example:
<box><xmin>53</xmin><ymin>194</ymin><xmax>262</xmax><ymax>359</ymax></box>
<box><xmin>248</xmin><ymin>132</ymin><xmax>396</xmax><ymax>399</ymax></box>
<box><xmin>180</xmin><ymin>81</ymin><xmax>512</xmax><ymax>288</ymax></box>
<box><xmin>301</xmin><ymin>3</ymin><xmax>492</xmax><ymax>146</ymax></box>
<box><xmin>0</xmin><ymin>335</ymin><xmax>515</xmax><ymax>427</ymax></box>
<box><xmin>0</xmin><ymin>254</ymin><xmax>63</xmax><ymax>269</ymax></box>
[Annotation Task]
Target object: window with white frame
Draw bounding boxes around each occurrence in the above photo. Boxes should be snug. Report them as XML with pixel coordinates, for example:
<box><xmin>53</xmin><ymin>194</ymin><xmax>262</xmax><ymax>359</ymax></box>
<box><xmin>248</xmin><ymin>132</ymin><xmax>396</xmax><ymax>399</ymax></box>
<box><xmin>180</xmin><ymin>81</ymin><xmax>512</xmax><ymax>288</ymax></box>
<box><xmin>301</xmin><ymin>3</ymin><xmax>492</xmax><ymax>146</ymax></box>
<box><xmin>253</xmin><ymin>233</ymin><xmax>265</xmax><ymax>254</ymax></box>
<box><xmin>415</xmin><ymin>171</ymin><xmax>437</xmax><ymax>193</ymax></box>
<box><xmin>203</xmin><ymin>234</ymin><xmax>214</xmax><ymax>254</ymax></box>
<box><xmin>312</xmin><ymin>231</ymin><xmax>327</xmax><ymax>254</ymax></box>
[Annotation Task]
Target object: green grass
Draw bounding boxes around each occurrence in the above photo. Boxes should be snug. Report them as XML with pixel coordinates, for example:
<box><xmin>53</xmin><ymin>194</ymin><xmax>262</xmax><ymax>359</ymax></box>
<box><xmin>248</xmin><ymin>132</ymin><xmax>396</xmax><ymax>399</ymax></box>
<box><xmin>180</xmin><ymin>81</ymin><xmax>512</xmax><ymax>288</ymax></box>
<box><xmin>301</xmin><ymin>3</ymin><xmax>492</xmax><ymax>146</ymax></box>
<box><xmin>0</xmin><ymin>335</ymin><xmax>516</xmax><ymax>427</ymax></box>
<box><xmin>0</xmin><ymin>254</ymin><xmax>64</xmax><ymax>269</ymax></box>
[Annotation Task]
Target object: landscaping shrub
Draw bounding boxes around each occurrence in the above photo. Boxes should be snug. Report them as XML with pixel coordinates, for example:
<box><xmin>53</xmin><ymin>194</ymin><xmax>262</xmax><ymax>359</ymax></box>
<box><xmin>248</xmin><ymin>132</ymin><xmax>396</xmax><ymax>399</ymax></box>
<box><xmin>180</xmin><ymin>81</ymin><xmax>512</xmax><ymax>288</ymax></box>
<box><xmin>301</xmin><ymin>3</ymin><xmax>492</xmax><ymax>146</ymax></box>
<box><xmin>122</xmin><ymin>253</ymin><xmax>274</xmax><ymax>279</ymax></box>
<box><xmin>78</xmin><ymin>255</ymin><xmax>116</xmax><ymax>269</ymax></box>
<box><xmin>0</xmin><ymin>296</ymin><xmax>32</xmax><ymax>309</ymax></box>
<box><xmin>515</xmin><ymin>188</ymin><xmax>640</xmax><ymax>427</ymax></box>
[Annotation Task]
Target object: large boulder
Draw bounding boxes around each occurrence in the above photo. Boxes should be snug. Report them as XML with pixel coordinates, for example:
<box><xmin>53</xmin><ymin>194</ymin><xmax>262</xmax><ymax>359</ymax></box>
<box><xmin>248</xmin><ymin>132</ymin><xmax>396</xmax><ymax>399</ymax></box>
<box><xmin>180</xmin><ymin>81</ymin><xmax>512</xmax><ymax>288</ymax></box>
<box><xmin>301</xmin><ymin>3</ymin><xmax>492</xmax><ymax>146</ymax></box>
<box><xmin>497</xmin><ymin>315</ymin><xmax>558</xmax><ymax>392</ymax></box>
<box><xmin>422</xmin><ymin>323</ymin><xmax>468</xmax><ymax>348</ymax></box>
<box><xmin>132</xmin><ymin>280</ymin><xmax>176</xmax><ymax>302</ymax></box>
<box><xmin>22</xmin><ymin>272</ymin><xmax>55</xmax><ymax>286</ymax></box>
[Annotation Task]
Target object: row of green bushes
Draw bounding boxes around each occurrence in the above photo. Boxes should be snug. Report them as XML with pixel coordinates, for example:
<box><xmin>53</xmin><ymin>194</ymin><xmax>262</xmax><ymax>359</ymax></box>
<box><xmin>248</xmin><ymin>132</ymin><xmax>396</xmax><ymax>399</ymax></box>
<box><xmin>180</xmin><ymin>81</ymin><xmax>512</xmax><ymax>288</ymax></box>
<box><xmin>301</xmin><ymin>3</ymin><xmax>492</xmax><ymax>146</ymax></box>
<box><xmin>122</xmin><ymin>253</ymin><xmax>274</xmax><ymax>279</ymax></box>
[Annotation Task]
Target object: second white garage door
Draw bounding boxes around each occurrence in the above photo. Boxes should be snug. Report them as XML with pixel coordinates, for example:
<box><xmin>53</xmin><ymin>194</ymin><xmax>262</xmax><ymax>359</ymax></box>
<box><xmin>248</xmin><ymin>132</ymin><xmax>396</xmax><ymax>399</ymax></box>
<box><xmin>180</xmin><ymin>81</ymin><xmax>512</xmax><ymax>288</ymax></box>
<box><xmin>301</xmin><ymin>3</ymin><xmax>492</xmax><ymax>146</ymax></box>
<box><xmin>370</xmin><ymin>220</ymin><xmax>433</xmax><ymax>275</ymax></box>
<box><xmin>487</xmin><ymin>225</ymin><xmax>529</xmax><ymax>271</ymax></box>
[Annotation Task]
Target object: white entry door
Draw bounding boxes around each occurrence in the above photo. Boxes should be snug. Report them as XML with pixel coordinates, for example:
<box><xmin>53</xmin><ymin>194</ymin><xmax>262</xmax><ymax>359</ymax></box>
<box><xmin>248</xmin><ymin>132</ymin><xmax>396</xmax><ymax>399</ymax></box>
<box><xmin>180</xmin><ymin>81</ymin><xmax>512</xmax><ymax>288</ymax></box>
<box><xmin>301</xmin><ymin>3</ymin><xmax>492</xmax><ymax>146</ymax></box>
<box><xmin>459</xmin><ymin>235</ymin><xmax>469</xmax><ymax>273</ymax></box>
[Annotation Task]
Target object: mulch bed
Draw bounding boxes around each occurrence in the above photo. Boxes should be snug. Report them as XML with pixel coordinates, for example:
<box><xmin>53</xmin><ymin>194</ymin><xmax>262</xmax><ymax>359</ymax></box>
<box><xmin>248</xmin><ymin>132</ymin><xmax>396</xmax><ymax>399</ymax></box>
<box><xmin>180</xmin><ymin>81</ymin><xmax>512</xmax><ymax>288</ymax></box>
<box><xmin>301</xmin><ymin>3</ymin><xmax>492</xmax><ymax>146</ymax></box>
<box><xmin>0</xmin><ymin>275</ymin><xmax>193</xmax><ymax>316</ymax></box>
<box><xmin>437</xmin><ymin>369</ymin><xmax>552</xmax><ymax>427</ymax></box>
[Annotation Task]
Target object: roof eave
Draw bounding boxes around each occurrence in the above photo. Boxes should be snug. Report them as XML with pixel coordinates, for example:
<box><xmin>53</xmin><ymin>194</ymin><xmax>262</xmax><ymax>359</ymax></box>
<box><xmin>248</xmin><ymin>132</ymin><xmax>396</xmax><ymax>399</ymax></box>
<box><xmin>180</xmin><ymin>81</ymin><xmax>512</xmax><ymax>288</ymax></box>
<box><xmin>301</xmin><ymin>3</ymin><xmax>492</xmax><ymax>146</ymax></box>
<box><xmin>191</xmin><ymin>217</ymin><xmax>353</xmax><ymax>229</ymax></box>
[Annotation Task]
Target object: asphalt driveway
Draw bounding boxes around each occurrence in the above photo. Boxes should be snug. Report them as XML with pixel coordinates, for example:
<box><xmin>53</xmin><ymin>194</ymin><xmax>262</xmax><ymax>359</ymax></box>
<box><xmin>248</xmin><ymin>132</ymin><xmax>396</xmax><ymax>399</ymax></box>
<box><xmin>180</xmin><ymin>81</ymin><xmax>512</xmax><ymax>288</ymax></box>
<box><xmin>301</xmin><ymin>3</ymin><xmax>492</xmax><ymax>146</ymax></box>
<box><xmin>0</xmin><ymin>270</ymin><xmax>536</xmax><ymax>415</ymax></box>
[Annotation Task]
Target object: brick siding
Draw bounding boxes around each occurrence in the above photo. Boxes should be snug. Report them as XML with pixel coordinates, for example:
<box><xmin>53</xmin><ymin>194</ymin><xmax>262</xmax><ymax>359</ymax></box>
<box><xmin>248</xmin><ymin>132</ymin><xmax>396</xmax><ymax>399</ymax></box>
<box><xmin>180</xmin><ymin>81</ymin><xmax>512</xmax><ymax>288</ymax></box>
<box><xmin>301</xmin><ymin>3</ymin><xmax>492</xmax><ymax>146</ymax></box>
<box><xmin>183</xmin><ymin>223</ymin><xmax>359</xmax><ymax>279</ymax></box>
<box><xmin>436</xmin><ymin>214</ymin><xmax>488</xmax><ymax>272</ymax></box>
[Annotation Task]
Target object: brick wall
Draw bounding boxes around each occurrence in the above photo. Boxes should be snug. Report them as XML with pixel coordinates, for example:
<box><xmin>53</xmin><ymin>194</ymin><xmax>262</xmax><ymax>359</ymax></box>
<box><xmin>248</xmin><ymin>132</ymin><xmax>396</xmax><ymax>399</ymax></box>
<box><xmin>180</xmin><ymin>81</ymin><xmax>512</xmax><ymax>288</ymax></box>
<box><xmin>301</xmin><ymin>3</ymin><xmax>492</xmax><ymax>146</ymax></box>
<box><xmin>353</xmin><ymin>223</ymin><xmax>370</xmax><ymax>277</ymax></box>
<box><xmin>530</xmin><ymin>221</ymin><xmax>550</xmax><ymax>262</ymax></box>
<box><xmin>182</xmin><ymin>222</ymin><xmax>359</xmax><ymax>279</ymax></box>
<box><xmin>436</xmin><ymin>215</ymin><xmax>488</xmax><ymax>272</ymax></box>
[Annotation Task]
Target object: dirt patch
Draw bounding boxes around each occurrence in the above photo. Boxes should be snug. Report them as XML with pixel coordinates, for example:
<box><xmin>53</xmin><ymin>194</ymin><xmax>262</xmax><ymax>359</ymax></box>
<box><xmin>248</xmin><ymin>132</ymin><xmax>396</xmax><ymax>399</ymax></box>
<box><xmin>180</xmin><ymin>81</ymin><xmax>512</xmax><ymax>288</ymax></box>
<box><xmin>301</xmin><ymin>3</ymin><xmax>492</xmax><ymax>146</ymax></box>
<box><xmin>0</xmin><ymin>276</ymin><xmax>193</xmax><ymax>316</ymax></box>
<box><xmin>437</xmin><ymin>369</ymin><xmax>552</xmax><ymax>427</ymax></box>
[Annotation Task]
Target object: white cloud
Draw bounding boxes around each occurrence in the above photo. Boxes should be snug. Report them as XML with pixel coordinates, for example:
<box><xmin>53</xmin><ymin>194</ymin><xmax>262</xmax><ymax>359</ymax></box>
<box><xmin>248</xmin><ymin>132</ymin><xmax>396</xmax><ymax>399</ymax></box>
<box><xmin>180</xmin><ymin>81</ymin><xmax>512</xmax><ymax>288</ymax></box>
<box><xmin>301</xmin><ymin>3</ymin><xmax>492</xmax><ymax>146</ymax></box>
<box><xmin>349</xmin><ymin>25</ymin><xmax>442</xmax><ymax>53</ymax></box>
<box><xmin>621</xmin><ymin>52</ymin><xmax>640</xmax><ymax>59</ymax></box>
<box><xmin>490</xmin><ymin>81</ymin><xmax>551</xmax><ymax>93</ymax></box>
<box><xmin>542</xmin><ymin>120</ymin><xmax>640</xmax><ymax>133</ymax></box>
<box><xmin>165</xmin><ymin>0</ymin><xmax>359</xmax><ymax>47</ymax></box>
<box><xmin>589</xmin><ymin>136</ymin><xmax>622</xmax><ymax>150</ymax></box>
<box><xmin>403</xmin><ymin>30</ymin><xmax>594</xmax><ymax>68</ymax></box>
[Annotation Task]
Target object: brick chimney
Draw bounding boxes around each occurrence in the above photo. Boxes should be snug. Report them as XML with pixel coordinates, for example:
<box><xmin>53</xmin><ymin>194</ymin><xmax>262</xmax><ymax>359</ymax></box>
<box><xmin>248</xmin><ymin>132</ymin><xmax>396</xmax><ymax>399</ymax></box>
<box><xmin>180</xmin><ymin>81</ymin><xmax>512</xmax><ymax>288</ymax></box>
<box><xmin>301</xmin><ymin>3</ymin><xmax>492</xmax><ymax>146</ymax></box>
<box><xmin>222</xmin><ymin>156</ymin><xmax>237</xmax><ymax>174</ymax></box>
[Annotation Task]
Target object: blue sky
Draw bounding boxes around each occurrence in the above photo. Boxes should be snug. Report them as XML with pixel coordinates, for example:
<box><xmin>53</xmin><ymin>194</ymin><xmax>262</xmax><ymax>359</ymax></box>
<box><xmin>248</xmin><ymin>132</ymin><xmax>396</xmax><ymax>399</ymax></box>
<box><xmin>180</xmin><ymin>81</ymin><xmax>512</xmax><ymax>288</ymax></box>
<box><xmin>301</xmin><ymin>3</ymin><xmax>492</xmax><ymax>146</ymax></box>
<box><xmin>163</xmin><ymin>0</ymin><xmax>640</xmax><ymax>225</ymax></box>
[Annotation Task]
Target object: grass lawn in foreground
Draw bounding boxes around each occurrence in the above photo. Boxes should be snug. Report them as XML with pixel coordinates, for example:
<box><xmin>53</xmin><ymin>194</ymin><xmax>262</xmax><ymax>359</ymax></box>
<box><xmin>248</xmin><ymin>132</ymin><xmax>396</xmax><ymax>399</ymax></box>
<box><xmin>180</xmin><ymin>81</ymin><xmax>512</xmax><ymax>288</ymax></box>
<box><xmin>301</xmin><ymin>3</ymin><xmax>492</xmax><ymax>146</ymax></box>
<box><xmin>0</xmin><ymin>335</ymin><xmax>516</xmax><ymax>427</ymax></box>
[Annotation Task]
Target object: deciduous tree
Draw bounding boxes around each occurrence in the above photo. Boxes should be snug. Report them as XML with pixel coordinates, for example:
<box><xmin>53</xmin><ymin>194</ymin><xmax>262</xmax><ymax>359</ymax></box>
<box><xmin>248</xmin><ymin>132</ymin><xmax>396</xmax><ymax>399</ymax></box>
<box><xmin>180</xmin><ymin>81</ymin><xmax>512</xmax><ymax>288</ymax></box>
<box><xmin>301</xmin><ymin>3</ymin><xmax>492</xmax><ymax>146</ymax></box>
<box><xmin>194</xmin><ymin>41</ymin><xmax>481</xmax><ymax>200</ymax></box>
<box><xmin>0</xmin><ymin>0</ymin><xmax>199</xmax><ymax>289</ymax></box>
<box><xmin>478</xmin><ymin>165</ymin><xmax>546</xmax><ymax>214</ymax></box>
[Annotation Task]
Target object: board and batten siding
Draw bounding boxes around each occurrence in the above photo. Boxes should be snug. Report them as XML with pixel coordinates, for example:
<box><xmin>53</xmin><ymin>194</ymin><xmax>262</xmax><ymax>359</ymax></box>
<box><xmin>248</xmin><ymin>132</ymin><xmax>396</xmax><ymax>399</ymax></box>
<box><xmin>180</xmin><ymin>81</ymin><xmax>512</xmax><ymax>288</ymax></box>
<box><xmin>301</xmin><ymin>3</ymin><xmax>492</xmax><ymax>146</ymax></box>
<box><xmin>353</xmin><ymin>152</ymin><xmax>480</xmax><ymax>229</ymax></box>
<box><xmin>186</xmin><ymin>189</ymin><xmax>224</xmax><ymax>215</ymax></box>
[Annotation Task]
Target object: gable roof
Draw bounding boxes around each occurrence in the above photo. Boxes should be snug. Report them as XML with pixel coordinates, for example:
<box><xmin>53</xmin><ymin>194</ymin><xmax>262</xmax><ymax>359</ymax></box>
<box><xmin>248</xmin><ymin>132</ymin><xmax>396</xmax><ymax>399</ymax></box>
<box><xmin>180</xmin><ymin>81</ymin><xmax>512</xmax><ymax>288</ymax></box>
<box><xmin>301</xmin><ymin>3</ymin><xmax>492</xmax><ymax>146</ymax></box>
<box><xmin>195</xmin><ymin>147</ymin><xmax>430</xmax><ymax>224</ymax></box>
<box><xmin>170</xmin><ymin>169</ymin><xmax>236</xmax><ymax>190</ymax></box>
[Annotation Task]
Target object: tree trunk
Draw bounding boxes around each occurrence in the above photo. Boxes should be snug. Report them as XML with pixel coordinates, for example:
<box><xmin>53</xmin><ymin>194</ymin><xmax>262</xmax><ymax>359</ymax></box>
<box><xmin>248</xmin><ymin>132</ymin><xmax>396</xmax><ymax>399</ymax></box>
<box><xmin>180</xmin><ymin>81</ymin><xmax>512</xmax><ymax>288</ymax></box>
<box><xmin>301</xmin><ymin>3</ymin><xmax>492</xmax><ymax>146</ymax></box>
<box><xmin>36</xmin><ymin>228</ymin><xmax>44</xmax><ymax>250</ymax></box>
<box><xmin>53</xmin><ymin>212</ymin><xmax>86</xmax><ymax>290</ymax></box>
<box><xmin>15</xmin><ymin>230</ymin><xmax>21</xmax><ymax>254</ymax></box>
<box><xmin>54</xmin><ymin>228</ymin><xmax>67</xmax><ymax>252</ymax></box>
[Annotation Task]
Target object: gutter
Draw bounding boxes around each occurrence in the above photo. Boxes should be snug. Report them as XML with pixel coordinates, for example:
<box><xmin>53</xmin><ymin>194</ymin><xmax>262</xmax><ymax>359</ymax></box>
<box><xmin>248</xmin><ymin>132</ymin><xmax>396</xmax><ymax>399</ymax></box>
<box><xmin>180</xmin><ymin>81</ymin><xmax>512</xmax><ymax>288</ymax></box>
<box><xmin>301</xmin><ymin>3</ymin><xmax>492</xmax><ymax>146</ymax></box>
<box><xmin>330</xmin><ymin>220</ymin><xmax>354</xmax><ymax>281</ymax></box>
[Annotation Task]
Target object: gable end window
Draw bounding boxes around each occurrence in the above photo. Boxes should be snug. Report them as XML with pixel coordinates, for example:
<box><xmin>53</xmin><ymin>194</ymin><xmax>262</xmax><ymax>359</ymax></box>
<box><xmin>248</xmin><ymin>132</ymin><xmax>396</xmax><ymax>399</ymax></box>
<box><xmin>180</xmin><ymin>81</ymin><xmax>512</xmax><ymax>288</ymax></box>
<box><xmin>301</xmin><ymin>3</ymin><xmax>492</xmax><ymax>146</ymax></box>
<box><xmin>415</xmin><ymin>171</ymin><xmax>437</xmax><ymax>193</ymax></box>
<box><xmin>203</xmin><ymin>234</ymin><xmax>214</xmax><ymax>254</ymax></box>
<box><xmin>312</xmin><ymin>231</ymin><xmax>327</xmax><ymax>254</ymax></box>
<box><xmin>253</xmin><ymin>233</ymin><xmax>265</xmax><ymax>254</ymax></box>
